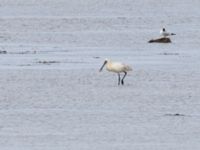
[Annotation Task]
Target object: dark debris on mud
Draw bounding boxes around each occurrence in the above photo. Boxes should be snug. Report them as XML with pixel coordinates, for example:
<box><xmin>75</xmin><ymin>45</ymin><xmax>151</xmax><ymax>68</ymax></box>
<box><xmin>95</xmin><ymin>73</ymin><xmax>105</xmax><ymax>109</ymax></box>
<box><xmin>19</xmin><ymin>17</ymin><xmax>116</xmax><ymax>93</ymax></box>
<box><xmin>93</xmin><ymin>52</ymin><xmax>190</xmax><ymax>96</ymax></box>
<box><xmin>159</xmin><ymin>52</ymin><xmax>179</xmax><ymax>56</ymax></box>
<box><xmin>164</xmin><ymin>113</ymin><xmax>185</xmax><ymax>117</ymax></box>
<box><xmin>0</xmin><ymin>50</ymin><xmax>7</xmax><ymax>54</ymax></box>
<box><xmin>10</xmin><ymin>51</ymin><xmax>37</xmax><ymax>55</ymax></box>
<box><xmin>37</xmin><ymin>60</ymin><xmax>60</xmax><ymax>64</ymax></box>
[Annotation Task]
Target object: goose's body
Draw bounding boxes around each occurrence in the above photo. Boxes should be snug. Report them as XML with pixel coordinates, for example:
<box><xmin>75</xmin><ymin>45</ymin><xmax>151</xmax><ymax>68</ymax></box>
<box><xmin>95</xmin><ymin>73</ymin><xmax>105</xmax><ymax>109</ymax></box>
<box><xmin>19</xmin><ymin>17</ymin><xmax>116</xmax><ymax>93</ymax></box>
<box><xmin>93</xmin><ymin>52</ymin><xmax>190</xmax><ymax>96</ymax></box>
<box><xmin>99</xmin><ymin>59</ymin><xmax>132</xmax><ymax>85</ymax></box>
<box><xmin>160</xmin><ymin>28</ymin><xmax>176</xmax><ymax>37</ymax></box>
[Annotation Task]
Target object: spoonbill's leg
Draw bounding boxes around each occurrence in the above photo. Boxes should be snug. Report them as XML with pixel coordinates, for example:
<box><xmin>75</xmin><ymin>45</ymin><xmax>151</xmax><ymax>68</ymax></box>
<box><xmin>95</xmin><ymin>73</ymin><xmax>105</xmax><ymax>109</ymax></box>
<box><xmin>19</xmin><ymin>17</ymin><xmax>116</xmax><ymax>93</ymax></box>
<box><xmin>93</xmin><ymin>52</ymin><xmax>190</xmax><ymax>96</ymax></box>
<box><xmin>121</xmin><ymin>72</ymin><xmax>127</xmax><ymax>85</ymax></box>
<box><xmin>118</xmin><ymin>73</ymin><xmax>121</xmax><ymax>85</ymax></box>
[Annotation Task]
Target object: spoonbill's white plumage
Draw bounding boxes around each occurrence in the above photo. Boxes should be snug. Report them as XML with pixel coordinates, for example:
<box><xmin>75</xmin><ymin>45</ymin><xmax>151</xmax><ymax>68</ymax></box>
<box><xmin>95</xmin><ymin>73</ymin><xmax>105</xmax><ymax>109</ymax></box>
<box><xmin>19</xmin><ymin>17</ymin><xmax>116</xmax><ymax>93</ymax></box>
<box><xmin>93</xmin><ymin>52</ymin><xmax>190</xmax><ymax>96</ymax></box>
<box><xmin>160</xmin><ymin>28</ymin><xmax>176</xmax><ymax>37</ymax></box>
<box><xmin>99</xmin><ymin>59</ymin><xmax>132</xmax><ymax>85</ymax></box>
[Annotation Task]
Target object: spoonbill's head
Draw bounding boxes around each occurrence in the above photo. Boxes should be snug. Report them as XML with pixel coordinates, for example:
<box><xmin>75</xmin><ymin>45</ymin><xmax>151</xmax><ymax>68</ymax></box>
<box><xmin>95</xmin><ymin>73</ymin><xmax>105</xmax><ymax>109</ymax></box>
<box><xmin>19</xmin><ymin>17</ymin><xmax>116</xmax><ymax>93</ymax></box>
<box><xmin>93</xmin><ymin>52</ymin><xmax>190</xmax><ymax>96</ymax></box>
<box><xmin>99</xmin><ymin>59</ymin><xmax>109</xmax><ymax>72</ymax></box>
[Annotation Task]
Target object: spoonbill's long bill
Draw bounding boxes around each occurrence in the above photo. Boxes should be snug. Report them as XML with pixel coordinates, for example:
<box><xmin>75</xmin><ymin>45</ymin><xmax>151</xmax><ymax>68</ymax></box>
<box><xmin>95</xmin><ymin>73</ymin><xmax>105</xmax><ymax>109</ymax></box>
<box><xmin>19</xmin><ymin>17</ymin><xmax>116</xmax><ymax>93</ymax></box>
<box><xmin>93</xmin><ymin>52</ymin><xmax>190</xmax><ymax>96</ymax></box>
<box><xmin>99</xmin><ymin>59</ymin><xmax>132</xmax><ymax>85</ymax></box>
<box><xmin>160</xmin><ymin>28</ymin><xmax>176</xmax><ymax>37</ymax></box>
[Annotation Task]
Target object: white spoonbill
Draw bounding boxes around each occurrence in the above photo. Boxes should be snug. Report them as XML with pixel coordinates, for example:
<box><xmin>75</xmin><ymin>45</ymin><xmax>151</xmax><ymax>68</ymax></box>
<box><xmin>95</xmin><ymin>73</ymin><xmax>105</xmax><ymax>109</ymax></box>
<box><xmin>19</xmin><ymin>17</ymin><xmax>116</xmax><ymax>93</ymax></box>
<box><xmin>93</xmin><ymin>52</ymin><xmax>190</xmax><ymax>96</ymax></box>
<box><xmin>160</xmin><ymin>28</ymin><xmax>176</xmax><ymax>37</ymax></box>
<box><xmin>99</xmin><ymin>59</ymin><xmax>132</xmax><ymax>85</ymax></box>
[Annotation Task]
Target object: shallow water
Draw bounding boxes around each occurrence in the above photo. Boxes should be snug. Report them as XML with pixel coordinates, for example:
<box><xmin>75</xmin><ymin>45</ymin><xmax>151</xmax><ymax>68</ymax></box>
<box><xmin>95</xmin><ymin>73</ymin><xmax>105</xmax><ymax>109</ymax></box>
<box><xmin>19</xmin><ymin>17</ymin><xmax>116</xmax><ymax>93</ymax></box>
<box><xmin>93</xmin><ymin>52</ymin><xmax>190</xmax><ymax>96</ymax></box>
<box><xmin>0</xmin><ymin>0</ymin><xmax>200</xmax><ymax>150</ymax></box>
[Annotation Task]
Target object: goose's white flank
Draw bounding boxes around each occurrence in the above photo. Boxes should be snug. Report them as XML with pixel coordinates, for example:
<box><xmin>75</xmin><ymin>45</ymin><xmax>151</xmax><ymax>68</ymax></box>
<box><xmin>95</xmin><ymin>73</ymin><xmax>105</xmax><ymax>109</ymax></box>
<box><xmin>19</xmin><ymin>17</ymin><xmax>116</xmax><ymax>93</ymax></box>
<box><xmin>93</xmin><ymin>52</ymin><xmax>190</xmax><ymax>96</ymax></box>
<box><xmin>160</xmin><ymin>28</ymin><xmax>176</xmax><ymax>37</ymax></box>
<box><xmin>99</xmin><ymin>59</ymin><xmax>132</xmax><ymax>85</ymax></box>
